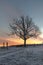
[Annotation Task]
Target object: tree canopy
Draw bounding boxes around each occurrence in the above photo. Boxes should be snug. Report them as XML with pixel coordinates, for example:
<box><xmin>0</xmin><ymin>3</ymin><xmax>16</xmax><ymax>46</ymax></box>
<box><xmin>9</xmin><ymin>16</ymin><xmax>40</xmax><ymax>46</ymax></box>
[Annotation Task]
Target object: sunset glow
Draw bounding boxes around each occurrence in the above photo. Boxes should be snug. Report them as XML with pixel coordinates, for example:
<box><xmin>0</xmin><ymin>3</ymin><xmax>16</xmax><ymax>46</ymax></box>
<box><xmin>39</xmin><ymin>33</ymin><xmax>43</xmax><ymax>38</ymax></box>
<box><xmin>0</xmin><ymin>34</ymin><xmax>43</xmax><ymax>47</ymax></box>
<box><xmin>0</xmin><ymin>0</ymin><xmax>43</xmax><ymax>47</ymax></box>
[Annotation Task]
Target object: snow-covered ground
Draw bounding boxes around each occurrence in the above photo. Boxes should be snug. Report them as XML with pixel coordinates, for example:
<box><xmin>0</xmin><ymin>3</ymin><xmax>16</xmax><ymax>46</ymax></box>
<box><xmin>0</xmin><ymin>45</ymin><xmax>43</xmax><ymax>65</ymax></box>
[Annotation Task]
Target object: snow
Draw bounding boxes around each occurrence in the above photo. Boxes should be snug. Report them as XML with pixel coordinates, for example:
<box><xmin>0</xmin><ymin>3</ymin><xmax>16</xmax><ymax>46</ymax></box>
<box><xmin>0</xmin><ymin>46</ymin><xmax>43</xmax><ymax>65</ymax></box>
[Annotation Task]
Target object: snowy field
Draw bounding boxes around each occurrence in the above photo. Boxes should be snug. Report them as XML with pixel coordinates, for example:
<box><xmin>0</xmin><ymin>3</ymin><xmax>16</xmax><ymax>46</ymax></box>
<box><xmin>0</xmin><ymin>45</ymin><xmax>43</xmax><ymax>65</ymax></box>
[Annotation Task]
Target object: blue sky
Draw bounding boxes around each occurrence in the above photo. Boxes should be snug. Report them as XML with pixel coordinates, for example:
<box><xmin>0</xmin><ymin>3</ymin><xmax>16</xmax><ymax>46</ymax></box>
<box><xmin>0</xmin><ymin>0</ymin><xmax>43</xmax><ymax>38</ymax></box>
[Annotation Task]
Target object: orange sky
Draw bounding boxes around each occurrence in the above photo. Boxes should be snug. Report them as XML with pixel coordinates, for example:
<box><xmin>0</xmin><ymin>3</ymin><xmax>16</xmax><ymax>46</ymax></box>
<box><xmin>0</xmin><ymin>33</ymin><xmax>43</xmax><ymax>47</ymax></box>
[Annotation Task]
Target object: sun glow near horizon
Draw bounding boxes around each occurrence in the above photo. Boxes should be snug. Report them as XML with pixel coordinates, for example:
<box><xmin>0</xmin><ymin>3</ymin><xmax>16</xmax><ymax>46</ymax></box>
<box><xmin>0</xmin><ymin>33</ymin><xmax>43</xmax><ymax>47</ymax></box>
<box><xmin>4</xmin><ymin>36</ymin><xmax>43</xmax><ymax>45</ymax></box>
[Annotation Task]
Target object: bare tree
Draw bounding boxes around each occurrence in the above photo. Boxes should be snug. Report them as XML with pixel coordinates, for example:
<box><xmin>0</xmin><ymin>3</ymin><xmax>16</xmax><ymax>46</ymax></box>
<box><xmin>9</xmin><ymin>16</ymin><xmax>40</xmax><ymax>46</ymax></box>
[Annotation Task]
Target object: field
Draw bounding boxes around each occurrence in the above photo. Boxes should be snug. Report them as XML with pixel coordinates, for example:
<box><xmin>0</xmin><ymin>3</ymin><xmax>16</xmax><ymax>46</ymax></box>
<box><xmin>0</xmin><ymin>45</ymin><xmax>43</xmax><ymax>65</ymax></box>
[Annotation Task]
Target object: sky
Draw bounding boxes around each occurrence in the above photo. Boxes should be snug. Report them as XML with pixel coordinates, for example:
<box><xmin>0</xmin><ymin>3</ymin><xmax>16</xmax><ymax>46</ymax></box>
<box><xmin>0</xmin><ymin>0</ymin><xmax>43</xmax><ymax>46</ymax></box>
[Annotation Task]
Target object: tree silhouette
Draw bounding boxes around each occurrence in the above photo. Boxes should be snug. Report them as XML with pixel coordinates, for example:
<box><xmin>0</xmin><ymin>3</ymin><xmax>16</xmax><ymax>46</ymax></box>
<box><xmin>9</xmin><ymin>16</ymin><xmax>40</xmax><ymax>46</ymax></box>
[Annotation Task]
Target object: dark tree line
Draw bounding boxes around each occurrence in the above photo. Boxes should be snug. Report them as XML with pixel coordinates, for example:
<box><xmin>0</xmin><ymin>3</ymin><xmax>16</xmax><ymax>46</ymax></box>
<box><xmin>9</xmin><ymin>16</ymin><xmax>40</xmax><ymax>46</ymax></box>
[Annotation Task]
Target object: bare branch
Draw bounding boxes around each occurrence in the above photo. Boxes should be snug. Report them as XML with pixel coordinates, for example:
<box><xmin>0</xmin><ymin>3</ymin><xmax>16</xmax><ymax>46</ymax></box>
<box><xmin>9</xmin><ymin>16</ymin><xmax>40</xmax><ymax>46</ymax></box>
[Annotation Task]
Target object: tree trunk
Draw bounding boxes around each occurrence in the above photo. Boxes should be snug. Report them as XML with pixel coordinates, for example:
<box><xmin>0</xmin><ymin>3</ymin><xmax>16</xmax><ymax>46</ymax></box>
<box><xmin>24</xmin><ymin>39</ymin><xmax>26</xmax><ymax>47</ymax></box>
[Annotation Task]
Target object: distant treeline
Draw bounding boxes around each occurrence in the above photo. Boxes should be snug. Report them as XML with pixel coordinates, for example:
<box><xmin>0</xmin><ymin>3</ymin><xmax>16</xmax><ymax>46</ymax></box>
<box><xmin>8</xmin><ymin>44</ymin><xmax>43</xmax><ymax>47</ymax></box>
